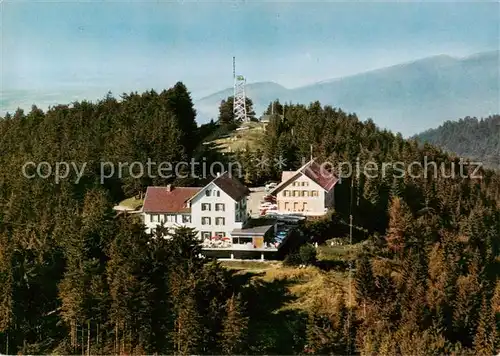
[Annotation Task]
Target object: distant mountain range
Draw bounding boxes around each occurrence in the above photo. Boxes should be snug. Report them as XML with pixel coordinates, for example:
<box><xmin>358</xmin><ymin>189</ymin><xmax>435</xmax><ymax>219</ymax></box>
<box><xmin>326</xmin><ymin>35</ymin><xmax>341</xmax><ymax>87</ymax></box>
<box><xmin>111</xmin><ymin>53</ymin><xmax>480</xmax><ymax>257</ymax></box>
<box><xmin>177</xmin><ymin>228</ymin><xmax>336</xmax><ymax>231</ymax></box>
<box><xmin>415</xmin><ymin>115</ymin><xmax>500</xmax><ymax>169</ymax></box>
<box><xmin>195</xmin><ymin>50</ymin><xmax>499</xmax><ymax>136</ymax></box>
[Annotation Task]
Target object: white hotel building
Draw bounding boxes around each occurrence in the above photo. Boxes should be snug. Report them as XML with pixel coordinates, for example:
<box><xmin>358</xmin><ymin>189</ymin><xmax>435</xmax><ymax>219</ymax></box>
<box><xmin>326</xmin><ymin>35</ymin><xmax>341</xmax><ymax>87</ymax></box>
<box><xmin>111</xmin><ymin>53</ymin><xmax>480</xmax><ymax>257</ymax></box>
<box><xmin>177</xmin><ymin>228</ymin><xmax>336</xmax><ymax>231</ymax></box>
<box><xmin>142</xmin><ymin>172</ymin><xmax>279</xmax><ymax>257</ymax></box>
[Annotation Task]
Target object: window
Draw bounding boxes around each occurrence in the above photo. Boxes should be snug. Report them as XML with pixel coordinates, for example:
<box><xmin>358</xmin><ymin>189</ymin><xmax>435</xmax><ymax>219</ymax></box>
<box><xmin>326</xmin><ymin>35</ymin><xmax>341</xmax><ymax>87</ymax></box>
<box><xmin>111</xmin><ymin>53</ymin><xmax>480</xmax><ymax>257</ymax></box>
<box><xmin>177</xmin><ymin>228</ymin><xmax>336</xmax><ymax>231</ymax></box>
<box><xmin>216</xmin><ymin>232</ymin><xmax>225</xmax><ymax>238</ymax></box>
<box><xmin>151</xmin><ymin>214</ymin><xmax>159</xmax><ymax>222</ymax></box>
<box><xmin>215</xmin><ymin>203</ymin><xmax>225</xmax><ymax>211</ymax></box>
<box><xmin>302</xmin><ymin>181</ymin><xmax>308</xmax><ymax>186</ymax></box>
<box><xmin>215</xmin><ymin>190</ymin><xmax>221</xmax><ymax>197</ymax></box>
<box><xmin>202</xmin><ymin>203</ymin><xmax>211</xmax><ymax>211</ymax></box>
<box><xmin>294</xmin><ymin>190</ymin><xmax>299</xmax><ymax>197</ymax></box>
<box><xmin>284</xmin><ymin>202</ymin><xmax>290</xmax><ymax>211</ymax></box>
<box><xmin>303</xmin><ymin>202</ymin><xmax>308</xmax><ymax>211</ymax></box>
<box><xmin>301</xmin><ymin>191</ymin><xmax>306</xmax><ymax>197</ymax></box>
<box><xmin>216</xmin><ymin>217</ymin><xmax>225</xmax><ymax>225</ymax></box>
<box><xmin>201</xmin><ymin>231</ymin><xmax>211</xmax><ymax>239</ymax></box>
<box><xmin>284</xmin><ymin>190</ymin><xmax>290</xmax><ymax>197</ymax></box>
<box><xmin>205</xmin><ymin>190</ymin><xmax>211</xmax><ymax>197</ymax></box>
<box><xmin>182</xmin><ymin>215</ymin><xmax>191</xmax><ymax>223</ymax></box>
<box><xmin>293</xmin><ymin>202</ymin><xmax>299</xmax><ymax>211</ymax></box>
<box><xmin>233</xmin><ymin>237</ymin><xmax>252</xmax><ymax>245</ymax></box>
<box><xmin>312</xmin><ymin>190</ymin><xmax>319</xmax><ymax>197</ymax></box>
<box><xmin>202</xmin><ymin>217</ymin><xmax>211</xmax><ymax>225</ymax></box>
<box><xmin>165</xmin><ymin>215</ymin><xmax>176</xmax><ymax>223</ymax></box>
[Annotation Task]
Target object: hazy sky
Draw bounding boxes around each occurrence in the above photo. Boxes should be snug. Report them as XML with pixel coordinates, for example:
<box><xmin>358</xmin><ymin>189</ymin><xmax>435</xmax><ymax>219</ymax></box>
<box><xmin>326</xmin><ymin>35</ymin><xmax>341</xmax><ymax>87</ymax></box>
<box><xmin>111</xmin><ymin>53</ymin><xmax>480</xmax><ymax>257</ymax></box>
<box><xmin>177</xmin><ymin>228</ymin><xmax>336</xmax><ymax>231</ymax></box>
<box><xmin>2</xmin><ymin>0</ymin><xmax>499</xmax><ymax>101</ymax></box>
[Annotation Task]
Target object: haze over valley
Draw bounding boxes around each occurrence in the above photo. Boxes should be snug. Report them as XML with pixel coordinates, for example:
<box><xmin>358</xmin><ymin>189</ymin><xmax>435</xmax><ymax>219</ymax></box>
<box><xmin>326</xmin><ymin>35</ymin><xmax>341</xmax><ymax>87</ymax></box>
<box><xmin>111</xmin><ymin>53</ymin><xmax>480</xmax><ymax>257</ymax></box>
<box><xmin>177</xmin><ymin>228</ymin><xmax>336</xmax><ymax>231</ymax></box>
<box><xmin>3</xmin><ymin>50</ymin><xmax>498</xmax><ymax>137</ymax></box>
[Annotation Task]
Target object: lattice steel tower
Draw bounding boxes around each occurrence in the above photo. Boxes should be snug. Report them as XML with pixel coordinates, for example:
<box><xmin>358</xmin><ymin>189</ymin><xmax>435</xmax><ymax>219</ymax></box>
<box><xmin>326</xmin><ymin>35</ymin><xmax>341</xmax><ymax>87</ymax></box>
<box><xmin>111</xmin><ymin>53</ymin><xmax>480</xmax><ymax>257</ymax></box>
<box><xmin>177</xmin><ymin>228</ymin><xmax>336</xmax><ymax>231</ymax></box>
<box><xmin>233</xmin><ymin>56</ymin><xmax>248</xmax><ymax>122</ymax></box>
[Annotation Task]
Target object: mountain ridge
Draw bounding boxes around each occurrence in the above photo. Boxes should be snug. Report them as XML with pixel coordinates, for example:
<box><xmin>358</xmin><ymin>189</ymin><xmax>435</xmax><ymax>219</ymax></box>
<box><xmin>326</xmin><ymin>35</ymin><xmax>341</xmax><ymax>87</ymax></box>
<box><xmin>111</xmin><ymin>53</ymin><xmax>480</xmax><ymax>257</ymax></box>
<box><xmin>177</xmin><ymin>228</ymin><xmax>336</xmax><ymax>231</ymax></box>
<box><xmin>195</xmin><ymin>50</ymin><xmax>499</xmax><ymax>136</ymax></box>
<box><xmin>414</xmin><ymin>115</ymin><xmax>500</xmax><ymax>169</ymax></box>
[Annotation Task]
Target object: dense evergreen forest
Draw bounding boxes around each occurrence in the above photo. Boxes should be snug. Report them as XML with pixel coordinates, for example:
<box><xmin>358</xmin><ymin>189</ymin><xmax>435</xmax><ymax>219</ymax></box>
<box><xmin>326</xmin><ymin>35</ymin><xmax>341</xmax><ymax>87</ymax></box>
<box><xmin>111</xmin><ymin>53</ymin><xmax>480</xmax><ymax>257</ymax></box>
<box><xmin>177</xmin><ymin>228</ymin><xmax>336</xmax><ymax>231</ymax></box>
<box><xmin>0</xmin><ymin>84</ymin><xmax>499</xmax><ymax>354</ymax></box>
<box><xmin>416</xmin><ymin>115</ymin><xmax>500</xmax><ymax>169</ymax></box>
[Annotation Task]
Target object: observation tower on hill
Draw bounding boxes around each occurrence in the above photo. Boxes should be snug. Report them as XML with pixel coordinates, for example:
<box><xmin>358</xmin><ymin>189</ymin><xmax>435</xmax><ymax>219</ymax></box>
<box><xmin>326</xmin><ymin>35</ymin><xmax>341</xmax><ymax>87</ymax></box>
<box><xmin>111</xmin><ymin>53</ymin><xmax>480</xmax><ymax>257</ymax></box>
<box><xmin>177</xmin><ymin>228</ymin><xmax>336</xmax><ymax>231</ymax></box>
<box><xmin>233</xmin><ymin>57</ymin><xmax>248</xmax><ymax>122</ymax></box>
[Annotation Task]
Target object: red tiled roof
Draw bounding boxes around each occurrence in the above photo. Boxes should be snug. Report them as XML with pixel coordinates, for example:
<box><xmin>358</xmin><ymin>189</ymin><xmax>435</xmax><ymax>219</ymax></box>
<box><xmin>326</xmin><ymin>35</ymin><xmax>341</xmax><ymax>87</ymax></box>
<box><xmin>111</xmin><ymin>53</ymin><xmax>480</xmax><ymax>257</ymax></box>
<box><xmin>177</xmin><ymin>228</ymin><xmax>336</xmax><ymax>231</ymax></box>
<box><xmin>143</xmin><ymin>187</ymin><xmax>201</xmax><ymax>213</ymax></box>
<box><xmin>270</xmin><ymin>159</ymin><xmax>339</xmax><ymax>195</ymax></box>
<box><xmin>300</xmin><ymin>161</ymin><xmax>339</xmax><ymax>192</ymax></box>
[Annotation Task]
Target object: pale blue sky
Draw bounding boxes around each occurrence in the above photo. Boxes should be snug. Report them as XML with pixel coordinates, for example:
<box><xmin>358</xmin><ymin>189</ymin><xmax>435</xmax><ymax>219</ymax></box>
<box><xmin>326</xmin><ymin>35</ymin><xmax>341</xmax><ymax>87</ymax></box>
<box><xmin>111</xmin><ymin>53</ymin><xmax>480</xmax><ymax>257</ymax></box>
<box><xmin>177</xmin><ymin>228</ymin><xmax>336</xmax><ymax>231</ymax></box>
<box><xmin>1</xmin><ymin>0</ymin><xmax>499</xmax><ymax>106</ymax></box>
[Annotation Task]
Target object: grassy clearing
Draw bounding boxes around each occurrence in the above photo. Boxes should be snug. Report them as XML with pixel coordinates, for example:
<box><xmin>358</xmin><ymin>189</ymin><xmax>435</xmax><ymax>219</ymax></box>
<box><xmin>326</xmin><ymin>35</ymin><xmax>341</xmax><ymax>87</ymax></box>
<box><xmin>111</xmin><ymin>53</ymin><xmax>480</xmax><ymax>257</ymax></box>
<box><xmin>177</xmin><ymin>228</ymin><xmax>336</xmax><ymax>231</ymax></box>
<box><xmin>208</xmin><ymin>121</ymin><xmax>266</xmax><ymax>152</ymax></box>
<box><xmin>227</xmin><ymin>262</ymin><xmax>355</xmax><ymax>313</ymax></box>
<box><xmin>221</xmin><ymin>260</ymin><xmax>279</xmax><ymax>272</ymax></box>
<box><xmin>264</xmin><ymin>265</ymin><xmax>355</xmax><ymax>310</ymax></box>
<box><xmin>317</xmin><ymin>241</ymin><xmax>366</xmax><ymax>261</ymax></box>
<box><xmin>222</xmin><ymin>262</ymin><xmax>356</xmax><ymax>353</ymax></box>
<box><xmin>118</xmin><ymin>197</ymin><xmax>144</xmax><ymax>210</ymax></box>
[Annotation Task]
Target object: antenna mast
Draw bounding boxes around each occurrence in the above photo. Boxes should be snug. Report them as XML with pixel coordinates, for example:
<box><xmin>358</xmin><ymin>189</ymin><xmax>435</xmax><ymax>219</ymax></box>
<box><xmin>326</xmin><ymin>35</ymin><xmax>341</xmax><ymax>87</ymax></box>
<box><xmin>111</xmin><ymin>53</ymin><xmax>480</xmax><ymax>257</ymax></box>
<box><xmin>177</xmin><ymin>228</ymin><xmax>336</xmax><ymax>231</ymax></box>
<box><xmin>233</xmin><ymin>56</ymin><xmax>248</xmax><ymax>122</ymax></box>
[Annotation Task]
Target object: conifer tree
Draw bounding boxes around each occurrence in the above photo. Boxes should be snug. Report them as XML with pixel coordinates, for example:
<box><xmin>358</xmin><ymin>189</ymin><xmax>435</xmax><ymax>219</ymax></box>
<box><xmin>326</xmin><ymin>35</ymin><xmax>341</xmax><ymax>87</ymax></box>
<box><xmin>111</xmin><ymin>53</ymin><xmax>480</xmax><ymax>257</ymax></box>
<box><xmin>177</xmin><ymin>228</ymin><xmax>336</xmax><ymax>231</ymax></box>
<box><xmin>399</xmin><ymin>251</ymin><xmax>428</xmax><ymax>330</ymax></box>
<box><xmin>264</xmin><ymin>99</ymin><xmax>284</xmax><ymax>116</ymax></box>
<box><xmin>218</xmin><ymin>96</ymin><xmax>256</xmax><ymax>125</ymax></box>
<box><xmin>355</xmin><ymin>255</ymin><xmax>375</xmax><ymax>318</ymax></box>
<box><xmin>385</xmin><ymin>197</ymin><xmax>413</xmax><ymax>254</ymax></box>
<box><xmin>162</xmin><ymin>82</ymin><xmax>198</xmax><ymax>156</ymax></box>
<box><xmin>305</xmin><ymin>291</ymin><xmax>351</xmax><ymax>355</ymax></box>
<box><xmin>452</xmin><ymin>253</ymin><xmax>482</xmax><ymax>346</ymax></box>
<box><xmin>106</xmin><ymin>218</ymin><xmax>154</xmax><ymax>354</ymax></box>
<box><xmin>172</xmin><ymin>285</ymin><xmax>202</xmax><ymax>355</ymax></box>
<box><xmin>219</xmin><ymin>293</ymin><xmax>248</xmax><ymax>355</ymax></box>
<box><xmin>0</xmin><ymin>231</ymin><xmax>13</xmax><ymax>332</ymax></box>
<box><xmin>473</xmin><ymin>297</ymin><xmax>496</xmax><ymax>355</ymax></box>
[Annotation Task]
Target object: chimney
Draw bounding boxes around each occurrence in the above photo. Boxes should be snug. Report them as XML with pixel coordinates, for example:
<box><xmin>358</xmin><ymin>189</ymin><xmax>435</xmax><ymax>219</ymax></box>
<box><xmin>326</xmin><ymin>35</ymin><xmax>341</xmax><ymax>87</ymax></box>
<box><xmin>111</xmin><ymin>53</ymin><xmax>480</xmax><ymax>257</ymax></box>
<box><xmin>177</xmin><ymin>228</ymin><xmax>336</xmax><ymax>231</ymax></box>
<box><xmin>166</xmin><ymin>184</ymin><xmax>172</xmax><ymax>192</ymax></box>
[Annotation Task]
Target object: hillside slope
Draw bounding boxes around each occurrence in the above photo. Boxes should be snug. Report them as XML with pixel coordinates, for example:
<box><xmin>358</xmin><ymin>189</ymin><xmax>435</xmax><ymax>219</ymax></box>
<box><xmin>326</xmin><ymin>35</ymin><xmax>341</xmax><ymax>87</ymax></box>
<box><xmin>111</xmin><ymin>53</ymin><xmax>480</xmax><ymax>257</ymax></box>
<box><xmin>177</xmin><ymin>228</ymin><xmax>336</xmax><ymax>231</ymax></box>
<box><xmin>195</xmin><ymin>50</ymin><xmax>499</xmax><ymax>136</ymax></box>
<box><xmin>415</xmin><ymin>115</ymin><xmax>500</xmax><ymax>168</ymax></box>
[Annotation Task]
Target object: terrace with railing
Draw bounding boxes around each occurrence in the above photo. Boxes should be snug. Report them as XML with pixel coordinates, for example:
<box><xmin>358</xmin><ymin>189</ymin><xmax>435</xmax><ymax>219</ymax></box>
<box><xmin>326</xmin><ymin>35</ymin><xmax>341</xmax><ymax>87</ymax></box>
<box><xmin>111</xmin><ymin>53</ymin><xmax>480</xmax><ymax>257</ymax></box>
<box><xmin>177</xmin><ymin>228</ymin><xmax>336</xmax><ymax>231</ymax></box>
<box><xmin>201</xmin><ymin>219</ymin><xmax>292</xmax><ymax>252</ymax></box>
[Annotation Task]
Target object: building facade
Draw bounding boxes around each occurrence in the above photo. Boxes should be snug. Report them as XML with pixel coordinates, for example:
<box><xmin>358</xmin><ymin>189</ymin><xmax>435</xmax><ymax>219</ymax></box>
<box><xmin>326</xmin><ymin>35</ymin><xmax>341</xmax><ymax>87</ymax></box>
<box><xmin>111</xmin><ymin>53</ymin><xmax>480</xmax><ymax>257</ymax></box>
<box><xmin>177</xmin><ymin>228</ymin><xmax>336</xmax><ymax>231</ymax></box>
<box><xmin>142</xmin><ymin>185</ymin><xmax>200</xmax><ymax>234</ymax></box>
<box><xmin>142</xmin><ymin>172</ymin><xmax>297</xmax><ymax>259</ymax></box>
<box><xmin>270</xmin><ymin>160</ymin><xmax>338</xmax><ymax>216</ymax></box>
<box><xmin>142</xmin><ymin>172</ymin><xmax>249</xmax><ymax>239</ymax></box>
<box><xmin>187</xmin><ymin>175</ymin><xmax>249</xmax><ymax>240</ymax></box>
